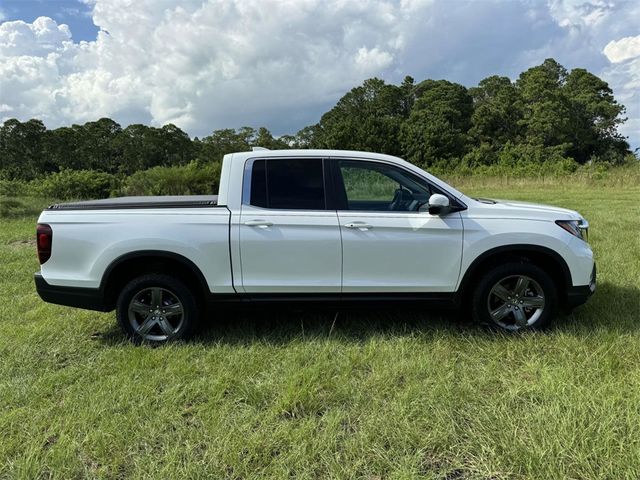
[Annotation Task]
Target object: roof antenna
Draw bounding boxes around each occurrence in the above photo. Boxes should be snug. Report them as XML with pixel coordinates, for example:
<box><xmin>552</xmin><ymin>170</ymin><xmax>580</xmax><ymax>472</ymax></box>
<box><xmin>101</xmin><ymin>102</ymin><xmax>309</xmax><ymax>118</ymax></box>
<box><xmin>252</xmin><ymin>146</ymin><xmax>269</xmax><ymax>151</ymax></box>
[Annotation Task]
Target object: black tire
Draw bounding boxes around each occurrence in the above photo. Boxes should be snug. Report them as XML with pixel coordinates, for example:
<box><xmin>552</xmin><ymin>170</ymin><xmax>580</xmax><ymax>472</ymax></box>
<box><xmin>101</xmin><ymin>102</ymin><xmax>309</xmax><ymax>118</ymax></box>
<box><xmin>116</xmin><ymin>273</ymin><xmax>199</xmax><ymax>343</ymax></box>
<box><xmin>471</xmin><ymin>262</ymin><xmax>558</xmax><ymax>331</ymax></box>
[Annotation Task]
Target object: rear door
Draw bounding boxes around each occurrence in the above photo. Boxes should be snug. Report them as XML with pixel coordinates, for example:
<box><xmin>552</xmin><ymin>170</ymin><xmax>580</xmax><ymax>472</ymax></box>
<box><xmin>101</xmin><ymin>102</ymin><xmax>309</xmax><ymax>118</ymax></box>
<box><xmin>238</xmin><ymin>157</ymin><xmax>342</xmax><ymax>293</ymax></box>
<box><xmin>334</xmin><ymin>158</ymin><xmax>463</xmax><ymax>292</ymax></box>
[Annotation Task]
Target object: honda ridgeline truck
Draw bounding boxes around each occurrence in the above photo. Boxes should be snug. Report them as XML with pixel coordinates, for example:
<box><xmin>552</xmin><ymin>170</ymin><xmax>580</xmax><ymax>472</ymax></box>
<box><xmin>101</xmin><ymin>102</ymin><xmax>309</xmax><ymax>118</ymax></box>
<box><xmin>35</xmin><ymin>149</ymin><xmax>596</xmax><ymax>342</ymax></box>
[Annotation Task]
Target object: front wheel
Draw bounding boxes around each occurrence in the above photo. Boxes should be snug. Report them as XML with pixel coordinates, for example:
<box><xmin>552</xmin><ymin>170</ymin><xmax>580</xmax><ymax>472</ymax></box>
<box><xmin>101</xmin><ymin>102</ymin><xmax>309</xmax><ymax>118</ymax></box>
<box><xmin>471</xmin><ymin>262</ymin><xmax>558</xmax><ymax>331</ymax></box>
<box><xmin>116</xmin><ymin>274</ymin><xmax>199</xmax><ymax>343</ymax></box>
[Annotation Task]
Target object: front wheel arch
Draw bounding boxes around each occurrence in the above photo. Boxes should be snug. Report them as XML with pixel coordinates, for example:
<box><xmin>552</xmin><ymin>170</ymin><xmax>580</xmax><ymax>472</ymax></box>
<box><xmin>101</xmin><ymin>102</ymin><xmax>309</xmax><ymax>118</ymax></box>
<box><xmin>459</xmin><ymin>245</ymin><xmax>571</xmax><ymax>303</ymax></box>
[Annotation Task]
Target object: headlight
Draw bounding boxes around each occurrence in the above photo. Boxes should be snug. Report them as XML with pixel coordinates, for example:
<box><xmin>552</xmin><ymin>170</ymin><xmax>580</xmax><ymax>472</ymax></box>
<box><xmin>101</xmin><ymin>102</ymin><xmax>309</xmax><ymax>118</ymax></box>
<box><xmin>556</xmin><ymin>219</ymin><xmax>589</xmax><ymax>242</ymax></box>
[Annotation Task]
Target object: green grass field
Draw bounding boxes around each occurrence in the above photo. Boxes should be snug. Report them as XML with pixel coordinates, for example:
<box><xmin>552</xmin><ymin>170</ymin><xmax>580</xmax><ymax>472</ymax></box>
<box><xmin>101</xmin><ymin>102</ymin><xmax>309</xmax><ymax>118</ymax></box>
<box><xmin>1</xmin><ymin>183</ymin><xmax>639</xmax><ymax>479</ymax></box>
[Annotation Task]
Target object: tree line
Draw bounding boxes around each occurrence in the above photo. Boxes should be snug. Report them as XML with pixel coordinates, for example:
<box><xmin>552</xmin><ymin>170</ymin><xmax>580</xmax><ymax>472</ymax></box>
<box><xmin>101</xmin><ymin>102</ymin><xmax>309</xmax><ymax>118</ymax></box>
<box><xmin>0</xmin><ymin>58</ymin><xmax>634</xmax><ymax>182</ymax></box>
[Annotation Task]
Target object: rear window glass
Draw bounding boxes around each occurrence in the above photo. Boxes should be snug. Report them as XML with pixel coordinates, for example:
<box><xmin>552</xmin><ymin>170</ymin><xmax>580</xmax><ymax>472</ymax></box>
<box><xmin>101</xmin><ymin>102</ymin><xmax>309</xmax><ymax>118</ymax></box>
<box><xmin>249</xmin><ymin>159</ymin><xmax>326</xmax><ymax>210</ymax></box>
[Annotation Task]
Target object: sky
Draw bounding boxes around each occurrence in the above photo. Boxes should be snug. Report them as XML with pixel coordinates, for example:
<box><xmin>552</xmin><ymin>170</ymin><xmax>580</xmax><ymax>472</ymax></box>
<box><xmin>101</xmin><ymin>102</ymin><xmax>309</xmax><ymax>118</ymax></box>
<box><xmin>0</xmin><ymin>0</ymin><xmax>638</xmax><ymax>150</ymax></box>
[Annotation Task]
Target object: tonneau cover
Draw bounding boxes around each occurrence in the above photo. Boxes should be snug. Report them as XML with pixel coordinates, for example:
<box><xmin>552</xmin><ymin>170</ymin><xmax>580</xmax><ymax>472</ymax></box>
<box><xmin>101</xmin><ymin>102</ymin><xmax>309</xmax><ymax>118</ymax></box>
<box><xmin>47</xmin><ymin>195</ymin><xmax>219</xmax><ymax>210</ymax></box>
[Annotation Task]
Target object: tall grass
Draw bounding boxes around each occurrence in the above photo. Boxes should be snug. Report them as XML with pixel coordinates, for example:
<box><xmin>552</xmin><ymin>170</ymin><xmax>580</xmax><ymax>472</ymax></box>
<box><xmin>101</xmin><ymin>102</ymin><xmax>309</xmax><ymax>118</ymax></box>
<box><xmin>1</xmin><ymin>183</ymin><xmax>639</xmax><ymax>477</ymax></box>
<box><xmin>441</xmin><ymin>162</ymin><xmax>640</xmax><ymax>190</ymax></box>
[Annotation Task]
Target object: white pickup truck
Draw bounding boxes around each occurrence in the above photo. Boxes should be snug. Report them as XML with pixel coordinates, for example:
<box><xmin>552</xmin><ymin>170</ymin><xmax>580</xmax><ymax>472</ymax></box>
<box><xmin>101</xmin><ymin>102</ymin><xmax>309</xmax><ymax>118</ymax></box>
<box><xmin>35</xmin><ymin>149</ymin><xmax>596</xmax><ymax>342</ymax></box>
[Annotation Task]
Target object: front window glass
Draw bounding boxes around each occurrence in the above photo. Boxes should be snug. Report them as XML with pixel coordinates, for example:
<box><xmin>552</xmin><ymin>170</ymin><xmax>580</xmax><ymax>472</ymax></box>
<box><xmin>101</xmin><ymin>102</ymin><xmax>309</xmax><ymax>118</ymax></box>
<box><xmin>338</xmin><ymin>160</ymin><xmax>431</xmax><ymax>212</ymax></box>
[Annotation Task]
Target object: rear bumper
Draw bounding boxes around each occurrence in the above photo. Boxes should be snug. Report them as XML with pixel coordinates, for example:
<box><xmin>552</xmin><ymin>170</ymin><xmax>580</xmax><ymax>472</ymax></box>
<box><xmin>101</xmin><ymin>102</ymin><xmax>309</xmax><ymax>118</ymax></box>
<box><xmin>565</xmin><ymin>263</ymin><xmax>596</xmax><ymax>309</ymax></box>
<box><xmin>34</xmin><ymin>273</ymin><xmax>110</xmax><ymax>312</ymax></box>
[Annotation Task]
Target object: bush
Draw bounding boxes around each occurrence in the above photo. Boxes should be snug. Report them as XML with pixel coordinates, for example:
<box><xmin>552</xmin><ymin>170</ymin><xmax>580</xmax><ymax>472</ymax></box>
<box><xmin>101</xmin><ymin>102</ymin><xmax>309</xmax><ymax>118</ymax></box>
<box><xmin>35</xmin><ymin>169</ymin><xmax>118</xmax><ymax>200</ymax></box>
<box><xmin>0</xmin><ymin>198</ymin><xmax>25</xmax><ymax>217</ymax></box>
<box><xmin>0</xmin><ymin>179</ymin><xmax>28</xmax><ymax>197</ymax></box>
<box><xmin>122</xmin><ymin>161</ymin><xmax>222</xmax><ymax>196</ymax></box>
<box><xmin>461</xmin><ymin>143</ymin><xmax>498</xmax><ymax>168</ymax></box>
<box><xmin>0</xmin><ymin>197</ymin><xmax>46</xmax><ymax>218</ymax></box>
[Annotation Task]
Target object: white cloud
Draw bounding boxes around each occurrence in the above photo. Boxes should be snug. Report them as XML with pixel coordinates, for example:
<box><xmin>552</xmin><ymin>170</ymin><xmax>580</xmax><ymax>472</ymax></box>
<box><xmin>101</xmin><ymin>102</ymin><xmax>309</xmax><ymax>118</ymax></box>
<box><xmin>604</xmin><ymin>35</ymin><xmax>640</xmax><ymax>63</ymax></box>
<box><xmin>0</xmin><ymin>0</ymin><xmax>417</xmax><ymax>134</ymax></box>
<box><xmin>355</xmin><ymin>47</ymin><xmax>394</xmax><ymax>72</ymax></box>
<box><xmin>548</xmin><ymin>0</ymin><xmax>615</xmax><ymax>29</ymax></box>
<box><xmin>602</xmin><ymin>43</ymin><xmax>640</xmax><ymax>151</ymax></box>
<box><xmin>0</xmin><ymin>17</ymin><xmax>72</xmax><ymax>57</ymax></box>
<box><xmin>0</xmin><ymin>0</ymin><xmax>638</xmax><ymax>149</ymax></box>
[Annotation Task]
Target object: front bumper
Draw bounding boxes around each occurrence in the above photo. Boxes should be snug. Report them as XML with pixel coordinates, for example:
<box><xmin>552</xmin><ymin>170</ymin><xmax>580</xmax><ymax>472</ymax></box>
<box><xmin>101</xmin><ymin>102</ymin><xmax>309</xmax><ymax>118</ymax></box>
<box><xmin>34</xmin><ymin>273</ymin><xmax>109</xmax><ymax>311</ymax></box>
<box><xmin>565</xmin><ymin>263</ymin><xmax>596</xmax><ymax>309</ymax></box>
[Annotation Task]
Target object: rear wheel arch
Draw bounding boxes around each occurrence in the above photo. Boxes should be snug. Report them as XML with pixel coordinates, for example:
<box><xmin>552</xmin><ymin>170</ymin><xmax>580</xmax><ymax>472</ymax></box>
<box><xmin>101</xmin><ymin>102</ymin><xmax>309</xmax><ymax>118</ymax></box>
<box><xmin>459</xmin><ymin>245</ymin><xmax>572</xmax><ymax>300</ymax></box>
<box><xmin>101</xmin><ymin>251</ymin><xmax>209</xmax><ymax>310</ymax></box>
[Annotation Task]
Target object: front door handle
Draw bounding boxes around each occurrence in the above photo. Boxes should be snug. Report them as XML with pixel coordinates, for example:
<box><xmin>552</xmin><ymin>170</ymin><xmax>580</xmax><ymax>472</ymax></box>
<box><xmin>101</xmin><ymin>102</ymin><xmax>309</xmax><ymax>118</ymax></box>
<box><xmin>344</xmin><ymin>222</ymin><xmax>373</xmax><ymax>231</ymax></box>
<box><xmin>244</xmin><ymin>219</ymin><xmax>273</xmax><ymax>228</ymax></box>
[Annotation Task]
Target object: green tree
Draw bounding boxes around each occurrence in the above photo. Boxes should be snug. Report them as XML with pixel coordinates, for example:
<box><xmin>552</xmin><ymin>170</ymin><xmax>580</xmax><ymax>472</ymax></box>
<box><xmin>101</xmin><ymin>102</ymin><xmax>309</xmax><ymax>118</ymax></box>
<box><xmin>516</xmin><ymin>58</ymin><xmax>572</xmax><ymax>149</ymax></box>
<box><xmin>469</xmin><ymin>75</ymin><xmax>523</xmax><ymax>148</ymax></box>
<box><xmin>0</xmin><ymin>119</ymin><xmax>47</xmax><ymax>180</ymax></box>
<box><xmin>197</xmin><ymin>127</ymin><xmax>255</xmax><ymax>162</ymax></box>
<box><xmin>196</xmin><ymin>126</ymin><xmax>288</xmax><ymax>162</ymax></box>
<box><xmin>45</xmin><ymin>126</ymin><xmax>83</xmax><ymax>172</ymax></box>
<box><xmin>158</xmin><ymin>123</ymin><xmax>195</xmax><ymax>166</ymax></box>
<box><xmin>254</xmin><ymin>127</ymin><xmax>290</xmax><ymax>150</ymax></box>
<box><xmin>400</xmin><ymin>79</ymin><xmax>473</xmax><ymax>167</ymax></box>
<box><xmin>72</xmin><ymin>118</ymin><xmax>123</xmax><ymax>172</ymax></box>
<box><xmin>290</xmin><ymin>125</ymin><xmax>320</xmax><ymax>148</ymax></box>
<box><xmin>116</xmin><ymin>123</ymin><xmax>195</xmax><ymax>173</ymax></box>
<box><xmin>314</xmin><ymin>78</ymin><xmax>408</xmax><ymax>155</ymax></box>
<box><xmin>562</xmin><ymin>68</ymin><xmax>628</xmax><ymax>163</ymax></box>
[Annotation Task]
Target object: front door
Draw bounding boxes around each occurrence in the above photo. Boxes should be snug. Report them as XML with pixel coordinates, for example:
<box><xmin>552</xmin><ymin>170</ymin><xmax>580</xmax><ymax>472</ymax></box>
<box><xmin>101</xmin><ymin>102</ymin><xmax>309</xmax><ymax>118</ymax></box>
<box><xmin>335</xmin><ymin>159</ymin><xmax>463</xmax><ymax>292</ymax></box>
<box><xmin>239</xmin><ymin>157</ymin><xmax>342</xmax><ymax>293</ymax></box>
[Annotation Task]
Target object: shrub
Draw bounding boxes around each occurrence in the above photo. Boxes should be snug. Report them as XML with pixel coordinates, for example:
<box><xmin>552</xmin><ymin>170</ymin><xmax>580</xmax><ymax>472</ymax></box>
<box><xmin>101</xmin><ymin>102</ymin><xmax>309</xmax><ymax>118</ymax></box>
<box><xmin>0</xmin><ymin>198</ymin><xmax>25</xmax><ymax>217</ymax></box>
<box><xmin>0</xmin><ymin>198</ymin><xmax>46</xmax><ymax>218</ymax></box>
<box><xmin>461</xmin><ymin>143</ymin><xmax>498</xmax><ymax>168</ymax></box>
<box><xmin>0</xmin><ymin>179</ymin><xmax>28</xmax><ymax>197</ymax></box>
<box><xmin>35</xmin><ymin>169</ymin><xmax>117</xmax><ymax>200</ymax></box>
<box><xmin>122</xmin><ymin>161</ymin><xmax>222</xmax><ymax>196</ymax></box>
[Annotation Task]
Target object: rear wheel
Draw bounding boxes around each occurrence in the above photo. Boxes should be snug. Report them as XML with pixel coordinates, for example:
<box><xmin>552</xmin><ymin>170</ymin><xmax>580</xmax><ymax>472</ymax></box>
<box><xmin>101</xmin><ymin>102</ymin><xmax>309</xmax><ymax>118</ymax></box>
<box><xmin>472</xmin><ymin>262</ymin><xmax>558</xmax><ymax>331</ymax></box>
<box><xmin>116</xmin><ymin>274</ymin><xmax>199</xmax><ymax>343</ymax></box>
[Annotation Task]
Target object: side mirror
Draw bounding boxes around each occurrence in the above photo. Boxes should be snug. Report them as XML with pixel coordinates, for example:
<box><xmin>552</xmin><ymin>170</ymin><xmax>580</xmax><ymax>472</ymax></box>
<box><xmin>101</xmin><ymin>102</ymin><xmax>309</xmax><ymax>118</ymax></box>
<box><xmin>426</xmin><ymin>193</ymin><xmax>450</xmax><ymax>215</ymax></box>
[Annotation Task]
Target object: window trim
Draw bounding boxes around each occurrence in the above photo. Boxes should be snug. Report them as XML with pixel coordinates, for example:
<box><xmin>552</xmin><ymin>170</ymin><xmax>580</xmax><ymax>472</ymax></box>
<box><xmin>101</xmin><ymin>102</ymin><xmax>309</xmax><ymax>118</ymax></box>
<box><xmin>242</xmin><ymin>156</ymin><xmax>332</xmax><ymax>211</ymax></box>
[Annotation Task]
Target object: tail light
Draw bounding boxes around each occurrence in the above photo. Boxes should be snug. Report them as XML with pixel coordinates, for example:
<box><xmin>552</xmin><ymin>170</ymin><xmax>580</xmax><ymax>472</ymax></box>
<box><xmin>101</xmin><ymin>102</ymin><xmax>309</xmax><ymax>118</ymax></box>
<box><xmin>36</xmin><ymin>224</ymin><xmax>52</xmax><ymax>264</ymax></box>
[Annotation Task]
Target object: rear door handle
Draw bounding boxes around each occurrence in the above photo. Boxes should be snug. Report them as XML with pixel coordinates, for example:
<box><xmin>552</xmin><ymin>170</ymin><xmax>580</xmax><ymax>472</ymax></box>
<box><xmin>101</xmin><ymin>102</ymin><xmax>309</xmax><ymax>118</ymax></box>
<box><xmin>244</xmin><ymin>219</ymin><xmax>273</xmax><ymax>228</ymax></box>
<box><xmin>344</xmin><ymin>222</ymin><xmax>373</xmax><ymax>231</ymax></box>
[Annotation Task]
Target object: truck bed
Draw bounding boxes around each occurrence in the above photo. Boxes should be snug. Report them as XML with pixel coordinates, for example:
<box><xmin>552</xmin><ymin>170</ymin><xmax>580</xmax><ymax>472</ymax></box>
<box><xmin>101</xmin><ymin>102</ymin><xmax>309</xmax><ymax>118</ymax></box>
<box><xmin>47</xmin><ymin>195</ymin><xmax>219</xmax><ymax>210</ymax></box>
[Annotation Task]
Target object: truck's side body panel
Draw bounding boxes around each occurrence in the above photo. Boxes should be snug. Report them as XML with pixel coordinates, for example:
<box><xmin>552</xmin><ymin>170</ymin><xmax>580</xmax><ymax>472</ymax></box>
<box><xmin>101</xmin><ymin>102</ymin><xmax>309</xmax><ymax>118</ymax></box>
<box><xmin>38</xmin><ymin>207</ymin><xmax>234</xmax><ymax>293</ymax></box>
<box><xmin>238</xmin><ymin>206</ymin><xmax>342</xmax><ymax>293</ymax></box>
<box><xmin>338</xmin><ymin>210</ymin><xmax>463</xmax><ymax>292</ymax></box>
<box><xmin>459</xmin><ymin>206</ymin><xmax>594</xmax><ymax>288</ymax></box>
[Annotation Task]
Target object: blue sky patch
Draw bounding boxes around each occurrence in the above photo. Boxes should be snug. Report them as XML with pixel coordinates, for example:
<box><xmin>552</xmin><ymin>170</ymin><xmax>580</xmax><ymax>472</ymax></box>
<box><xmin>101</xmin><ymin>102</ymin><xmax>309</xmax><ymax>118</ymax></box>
<box><xmin>1</xmin><ymin>0</ymin><xmax>98</xmax><ymax>41</ymax></box>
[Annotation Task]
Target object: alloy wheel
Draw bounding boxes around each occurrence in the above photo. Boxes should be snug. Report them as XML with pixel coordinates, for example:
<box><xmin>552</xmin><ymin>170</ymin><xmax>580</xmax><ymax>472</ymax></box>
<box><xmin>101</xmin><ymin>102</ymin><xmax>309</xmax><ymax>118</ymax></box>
<box><xmin>127</xmin><ymin>287</ymin><xmax>184</xmax><ymax>341</ymax></box>
<box><xmin>486</xmin><ymin>275</ymin><xmax>545</xmax><ymax>330</ymax></box>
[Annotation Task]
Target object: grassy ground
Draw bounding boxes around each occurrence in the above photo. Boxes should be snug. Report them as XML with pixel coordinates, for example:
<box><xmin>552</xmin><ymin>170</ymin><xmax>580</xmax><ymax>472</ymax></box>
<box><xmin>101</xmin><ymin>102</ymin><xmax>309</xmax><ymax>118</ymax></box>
<box><xmin>1</xmin><ymin>184</ymin><xmax>639</xmax><ymax>479</ymax></box>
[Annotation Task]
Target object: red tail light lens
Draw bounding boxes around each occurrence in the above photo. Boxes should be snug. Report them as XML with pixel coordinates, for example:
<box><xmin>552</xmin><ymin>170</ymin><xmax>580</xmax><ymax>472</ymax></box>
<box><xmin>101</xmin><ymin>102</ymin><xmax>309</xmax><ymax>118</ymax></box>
<box><xmin>36</xmin><ymin>224</ymin><xmax>52</xmax><ymax>264</ymax></box>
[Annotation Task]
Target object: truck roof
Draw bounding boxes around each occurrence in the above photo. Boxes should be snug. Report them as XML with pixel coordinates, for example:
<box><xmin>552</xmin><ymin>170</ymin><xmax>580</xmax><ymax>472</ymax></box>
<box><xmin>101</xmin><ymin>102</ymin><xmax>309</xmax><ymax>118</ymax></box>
<box><xmin>227</xmin><ymin>149</ymin><xmax>405</xmax><ymax>163</ymax></box>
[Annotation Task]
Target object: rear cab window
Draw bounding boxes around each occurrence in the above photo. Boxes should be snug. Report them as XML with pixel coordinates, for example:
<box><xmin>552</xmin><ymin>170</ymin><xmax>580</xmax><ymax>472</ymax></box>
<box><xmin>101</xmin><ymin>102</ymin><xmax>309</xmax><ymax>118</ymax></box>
<box><xmin>247</xmin><ymin>158</ymin><xmax>326</xmax><ymax>210</ymax></box>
